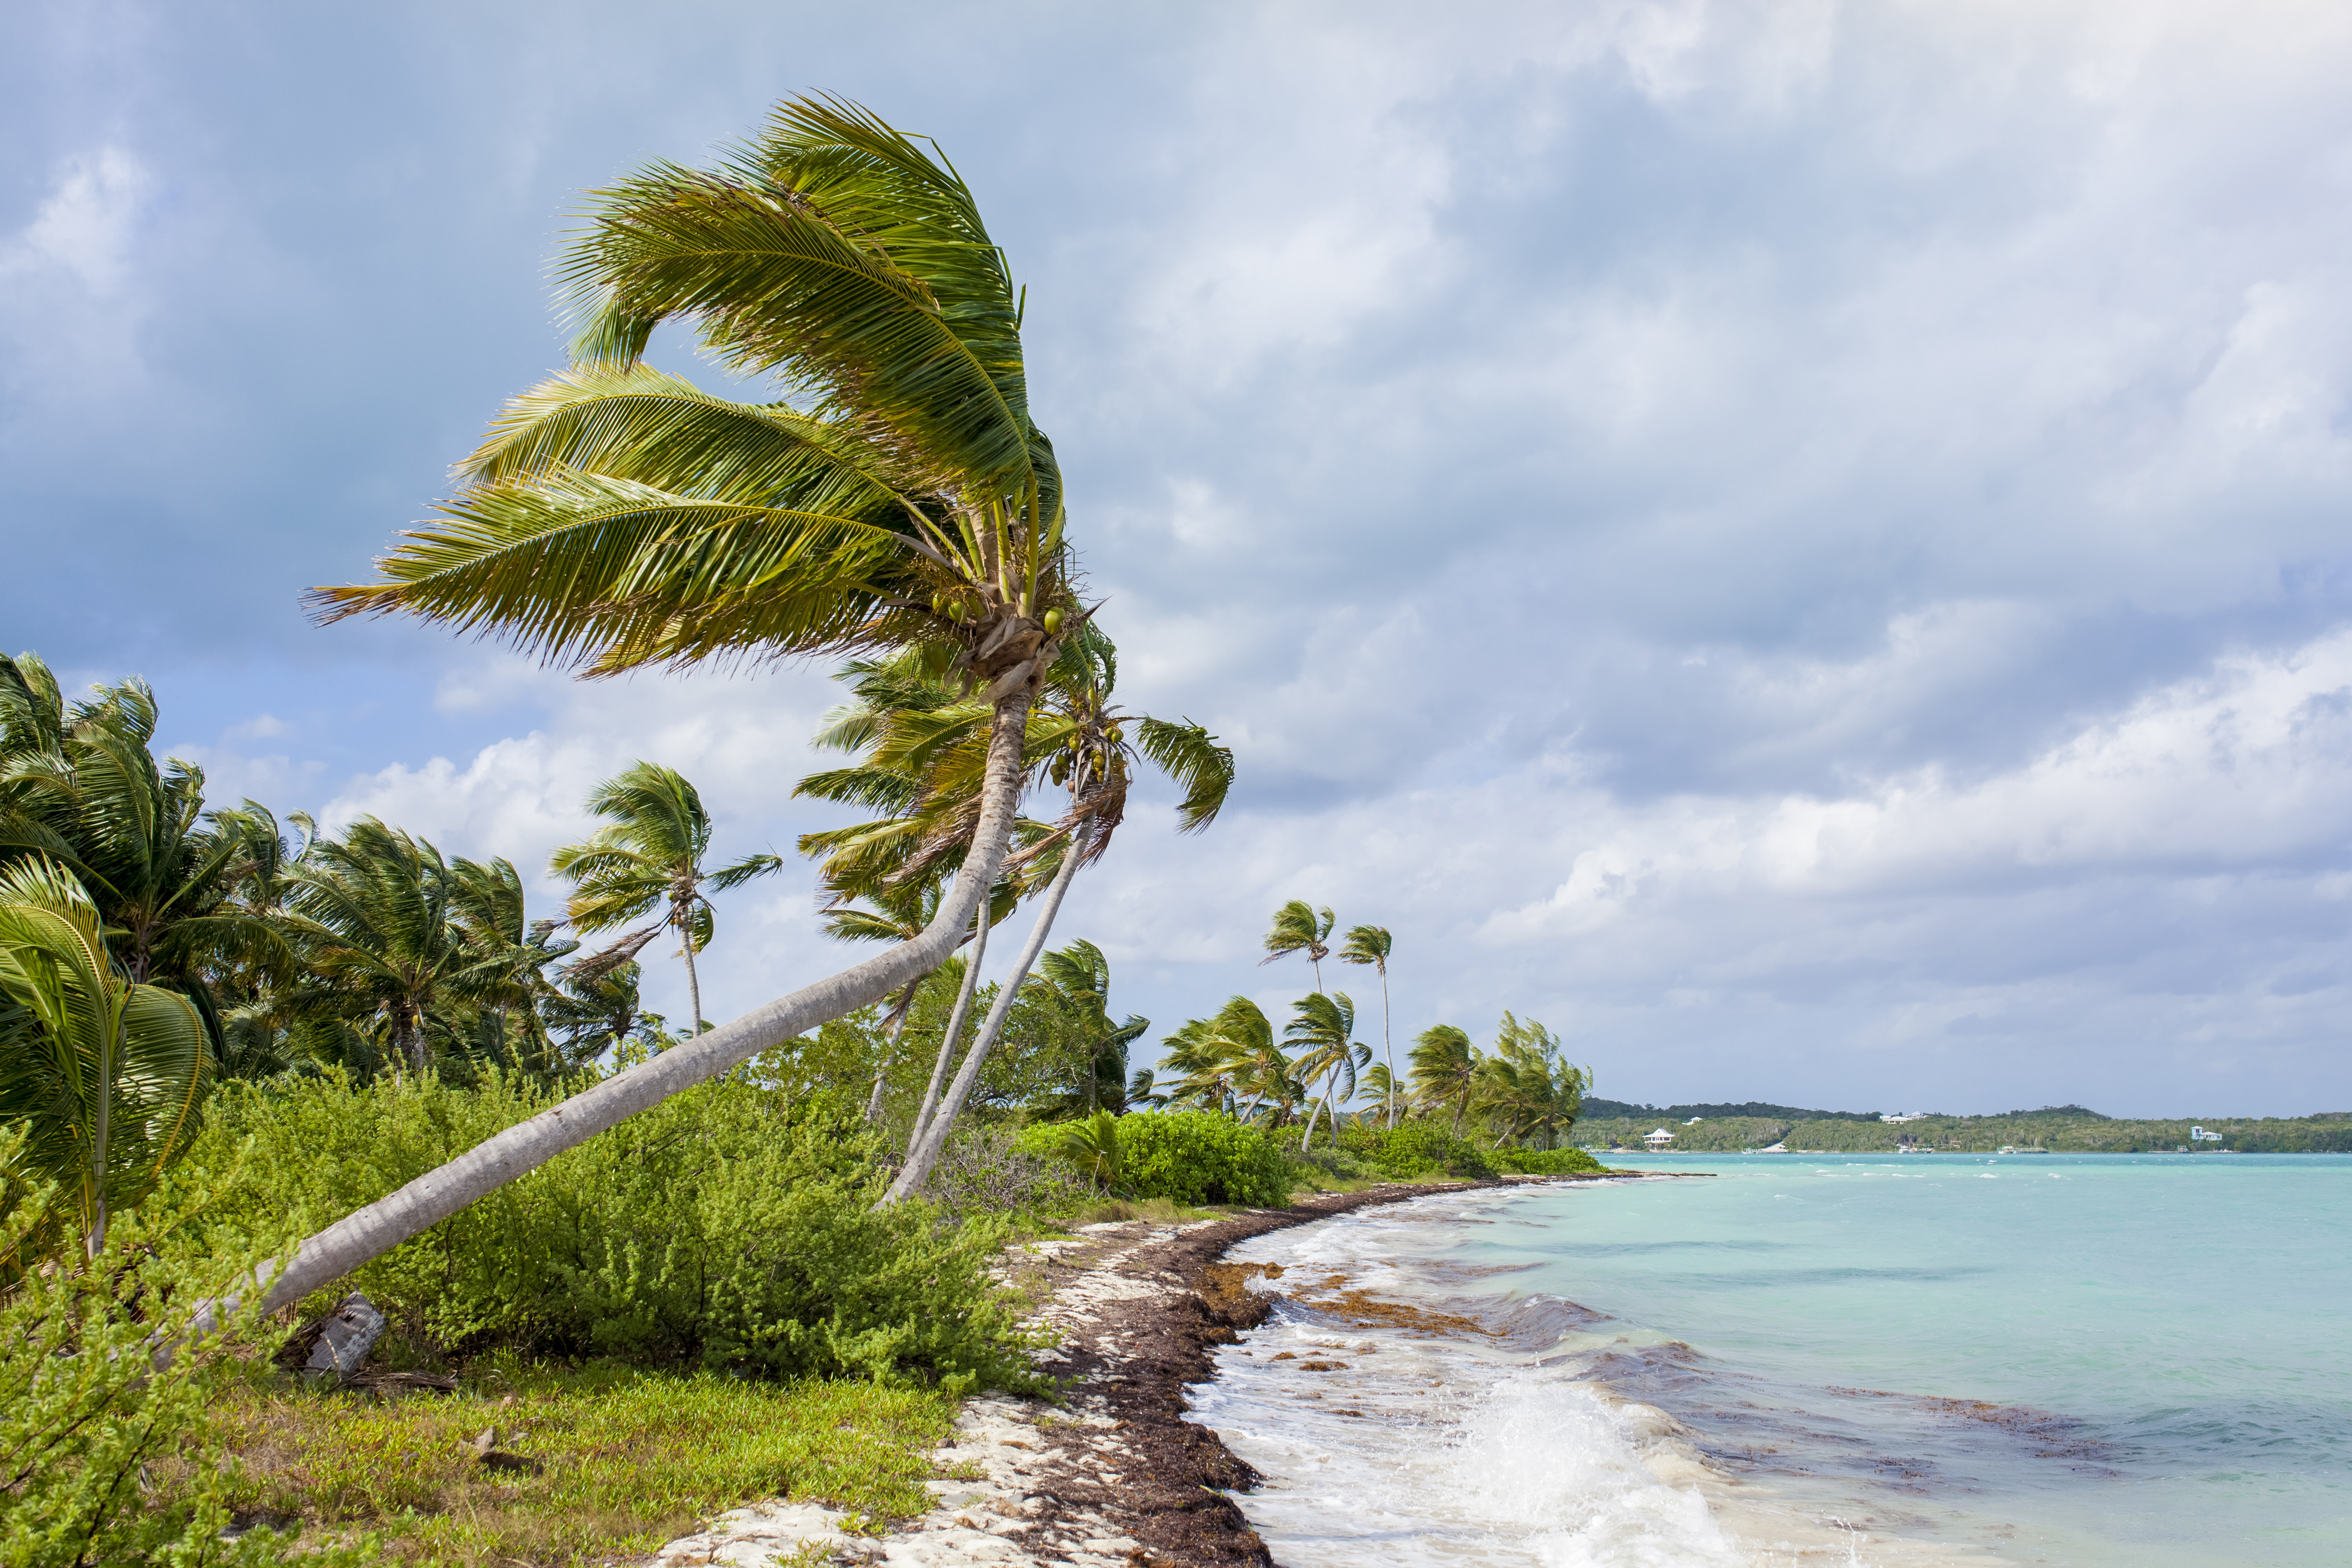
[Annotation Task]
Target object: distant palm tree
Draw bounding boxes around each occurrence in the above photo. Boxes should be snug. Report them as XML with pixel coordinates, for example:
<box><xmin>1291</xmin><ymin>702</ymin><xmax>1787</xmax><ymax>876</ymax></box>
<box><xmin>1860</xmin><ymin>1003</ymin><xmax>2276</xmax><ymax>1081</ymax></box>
<box><xmin>1285</xmin><ymin>991</ymin><xmax>1370</xmax><ymax>1152</ymax></box>
<box><xmin>1035</xmin><ymin>939</ymin><xmax>1152</xmax><ymax>1116</ymax></box>
<box><xmin>1477</xmin><ymin>1012</ymin><xmax>1590</xmax><ymax>1149</ymax></box>
<box><xmin>1411</xmin><ymin>1024</ymin><xmax>1480</xmax><ymax>1136</ymax></box>
<box><xmin>1261</xmin><ymin>900</ymin><xmax>1335</xmax><ymax>992</ymax></box>
<box><xmin>0</xmin><ymin>857</ymin><xmax>209</xmax><ymax>1263</ymax></box>
<box><xmin>280</xmin><ymin>819</ymin><xmax>515</xmax><ymax>1075</ymax></box>
<box><xmin>1338</xmin><ymin>925</ymin><xmax>1396</xmax><ymax>1127</ymax></box>
<box><xmin>551</xmin><ymin>762</ymin><xmax>782</xmax><ymax>1040</ymax></box>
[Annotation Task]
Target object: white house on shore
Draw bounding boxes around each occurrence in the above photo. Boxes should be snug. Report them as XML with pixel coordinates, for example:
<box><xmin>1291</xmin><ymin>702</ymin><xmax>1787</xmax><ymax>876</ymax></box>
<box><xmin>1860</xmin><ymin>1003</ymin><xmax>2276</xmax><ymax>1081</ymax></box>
<box><xmin>1644</xmin><ymin>1128</ymin><xmax>1676</xmax><ymax>1149</ymax></box>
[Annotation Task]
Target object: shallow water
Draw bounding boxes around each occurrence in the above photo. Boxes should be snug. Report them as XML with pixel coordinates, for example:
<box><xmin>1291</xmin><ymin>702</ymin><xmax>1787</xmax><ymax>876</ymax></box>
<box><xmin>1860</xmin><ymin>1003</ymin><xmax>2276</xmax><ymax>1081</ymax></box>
<box><xmin>1185</xmin><ymin>1154</ymin><xmax>2352</xmax><ymax>1566</ymax></box>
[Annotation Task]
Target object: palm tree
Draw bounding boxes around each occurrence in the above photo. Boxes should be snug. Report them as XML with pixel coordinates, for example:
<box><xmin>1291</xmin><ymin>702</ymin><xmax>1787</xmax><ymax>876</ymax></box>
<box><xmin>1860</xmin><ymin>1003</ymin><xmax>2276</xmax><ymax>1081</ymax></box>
<box><xmin>1156</xmin><ymin>1017</ymin><xmax>1239</xmax><ymax>1114</ymax></box>
<box><xmin>888</xmin><ymin>631</ymin><xmax>1230</xmax><ymax>1200</ymax></box>
<box><xmin>551</xmin><ymin>762</ymin><xmax>779</xmax><ymax>1040</ymax></box>
<box><xmin>1262</xmin><ymin>900</ymin><xmax>1334</xmax><ymax>991</ymax></box>
<box><xmin>447</xmin><ymin>856</ymin><xmax>576</xmax><ymax>1074</ymax></box>
<box><xmin>1285</xmin><ymin>990</ymin><xmax>1370</xmax><ymax>1152</ymax></box>
<box><xmin>0</xmin><ymin>858</ymin><xmax>209</xmax><ymax>1262</ymax></box>
<box><xmin>1478</xmin><ymin>1012</ymin><xmax>1590</xmax><ymax>1149</ymax></box>
<box><xmin>540</xmin><ymin>958</ymin><xmax>666</xmax><ymax>1068</ymax></box>
<box><xmin>0</xmin><ymin>675</ymin><xmax>284</xmax><ymax>1045</ymax></box>
<box><xmin>245</xmin><ymin>95</ymin><xmax>1076</xmax><ymax>1319</ymax></box>
<box><xmin>1356</xmin><ymin>1061</ymin><xmax>1402</xmax><ymax>1126</ymax></box>
<box><xmin>1338</xmin><ymin>925</ymin><xmax>1396</xmax><ymax>1128</ymax></box>
<box><xmin>1411</xmin><ymin>1024</ymin><xmax>1480</xmax><ymax>1136</ymax></box>
<box><xmin>1034</xmin><ymin>938</ymin><xmax>1151</xmax><ymax>1117</ymax></box>
<box><xmin>278</xmin><ymin>819</ymin><xmax>516</xmax><ymax>1075</ymax></box>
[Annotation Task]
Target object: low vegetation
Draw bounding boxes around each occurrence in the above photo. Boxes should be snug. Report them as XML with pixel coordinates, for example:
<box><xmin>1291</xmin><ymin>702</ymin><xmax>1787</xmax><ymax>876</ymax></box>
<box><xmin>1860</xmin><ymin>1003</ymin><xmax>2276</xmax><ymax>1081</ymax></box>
<box><xmin>194</xmin><ymin>1365</ymin><xmax>954</xmax><ymax>1567</ymax></box>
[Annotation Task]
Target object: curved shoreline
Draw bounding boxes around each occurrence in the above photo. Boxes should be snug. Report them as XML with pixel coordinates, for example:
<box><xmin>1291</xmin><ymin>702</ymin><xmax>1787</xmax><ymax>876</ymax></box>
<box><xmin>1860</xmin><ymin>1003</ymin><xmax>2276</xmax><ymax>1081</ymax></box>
<box><xmin>646</xmin><ymin>1174</ymin><xmax>1632</xmax><ymax>1567</ymax></box>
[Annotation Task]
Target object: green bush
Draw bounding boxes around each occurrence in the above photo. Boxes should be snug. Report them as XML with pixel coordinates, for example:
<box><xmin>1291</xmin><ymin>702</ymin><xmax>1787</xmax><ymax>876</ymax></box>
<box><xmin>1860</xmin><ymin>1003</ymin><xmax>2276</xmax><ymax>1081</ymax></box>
<box><xmin>184</xmin><ymin>1065</ymin><xmax>1040</xmax><ymax>1389</ymax></box>
<box><xmin>1023</xmin><ymin>1111</ymin><xmax>1290</xmax><ymax>1208</ymax></box>
<box><xmin>1489</xmin><ymin>1145</ymin><xmax>1606</xmax><ymax>1175</ymax></box>
<box><xmin>0</xmin><ymin>1128</ymin><xmax>370</xmax><ymax>1568</ymax></box>
<box><xmin>1338</xmin><ymin>1121</ymin><xmax>1497</xmax><ymax>1179</ymax></box>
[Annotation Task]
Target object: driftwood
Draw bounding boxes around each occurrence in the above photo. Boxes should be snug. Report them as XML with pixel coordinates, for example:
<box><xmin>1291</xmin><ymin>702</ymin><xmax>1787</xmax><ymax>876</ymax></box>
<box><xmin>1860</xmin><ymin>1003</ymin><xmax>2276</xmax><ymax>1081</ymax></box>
<box><xmin>274</xmin><ymin>1291</ymin><xmax>388</xmax><ymax>1382</ymax></box>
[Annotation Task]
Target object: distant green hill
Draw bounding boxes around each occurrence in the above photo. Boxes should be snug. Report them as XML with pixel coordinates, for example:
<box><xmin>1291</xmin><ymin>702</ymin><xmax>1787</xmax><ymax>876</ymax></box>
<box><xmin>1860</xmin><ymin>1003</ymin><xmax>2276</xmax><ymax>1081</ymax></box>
<box><xmin>1583</xmin><ymin>1098</ymin><xmax>1885</xmax><ymax>1123</ymax></box>
<box><xmin>1576</xmin><ymin>1105</ymin><xmax>2352</xmax><ymax>1153</ymax></box>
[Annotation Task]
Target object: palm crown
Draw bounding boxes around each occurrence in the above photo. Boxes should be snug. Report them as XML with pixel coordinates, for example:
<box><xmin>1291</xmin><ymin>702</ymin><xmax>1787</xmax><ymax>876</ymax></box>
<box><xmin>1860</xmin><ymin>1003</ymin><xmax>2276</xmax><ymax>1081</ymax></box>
<box><xmin>311</xmin><ymin>96</ymin><xmax>1071</xmax><ymax>691</ymax></box>
<box><xmin>1261</xmin><ymin>899</ymin><xmax>1336</xmax><ymax>991</ymax></box>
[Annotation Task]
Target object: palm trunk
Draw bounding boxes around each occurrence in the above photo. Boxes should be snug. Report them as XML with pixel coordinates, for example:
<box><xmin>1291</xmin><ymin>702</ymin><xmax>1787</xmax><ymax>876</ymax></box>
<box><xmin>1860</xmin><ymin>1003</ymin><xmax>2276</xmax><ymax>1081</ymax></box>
<box><xmin>87</xmin><ymin>1006</ymin><xmax>120</xmax><ymax>1260</ymax></box>
<box><xmin>905</xmin><ymin>904</ymin><xmax>988</xmax><ymax>1158</ymax></box>
<box><xmin>862</xmin><ymin>979</ymin><xmax>921</xmax><ymax>1123</ymax></box>
<box><xmin>183</xmin><ymin>687</ymin><xmax>1035</xmax><ymax>1340</ymax></box>
<box><xmin>678</xmin><ymin>900</ymin><xmax>704</xmax><ymax>1040</ymax></box>
<box><xmin>888</xmin><ymin>820</ymin><xmax>1089</xmax><ymax>1202</ymax></box>
<box><xmin>1380</xmin><ymin>965</ymin><xmax>1396</xmax><ymax>1131</ymax></box>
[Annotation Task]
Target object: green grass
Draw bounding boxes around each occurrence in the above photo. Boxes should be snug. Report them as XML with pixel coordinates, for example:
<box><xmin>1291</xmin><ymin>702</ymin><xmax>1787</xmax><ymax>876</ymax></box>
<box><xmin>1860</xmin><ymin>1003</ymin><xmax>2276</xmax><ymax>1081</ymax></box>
<box><xmin>192</xmin><ymin>1359</ymin><xmax>956</xmax><ymax>1566</ymax></box>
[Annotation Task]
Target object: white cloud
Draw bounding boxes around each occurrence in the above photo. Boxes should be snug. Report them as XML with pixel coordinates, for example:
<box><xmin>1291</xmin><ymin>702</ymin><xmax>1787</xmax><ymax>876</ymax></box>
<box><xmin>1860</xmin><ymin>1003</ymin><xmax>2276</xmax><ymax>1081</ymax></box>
<box><xmin>0</xmin><ymin>147</ymin><xmax>154</xmax><ymax>398</ymax></box>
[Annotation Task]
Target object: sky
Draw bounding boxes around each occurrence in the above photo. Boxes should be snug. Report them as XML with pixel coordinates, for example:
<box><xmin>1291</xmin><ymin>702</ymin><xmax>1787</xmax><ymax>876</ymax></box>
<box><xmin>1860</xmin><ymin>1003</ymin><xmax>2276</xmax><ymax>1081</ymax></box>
<box><xmin>5</xmin><ymin>0</ymin><xmax>2350</xmax><ymax>1117</ymax></box>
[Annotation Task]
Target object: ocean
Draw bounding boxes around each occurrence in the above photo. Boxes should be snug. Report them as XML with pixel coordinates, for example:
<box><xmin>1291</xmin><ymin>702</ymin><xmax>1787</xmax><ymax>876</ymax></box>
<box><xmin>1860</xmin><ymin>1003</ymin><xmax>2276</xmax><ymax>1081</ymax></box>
<box><xmin>1184</xmin><ymin>1153</ymin><xmax>2352</xmax><ymax>1566</ymax></box>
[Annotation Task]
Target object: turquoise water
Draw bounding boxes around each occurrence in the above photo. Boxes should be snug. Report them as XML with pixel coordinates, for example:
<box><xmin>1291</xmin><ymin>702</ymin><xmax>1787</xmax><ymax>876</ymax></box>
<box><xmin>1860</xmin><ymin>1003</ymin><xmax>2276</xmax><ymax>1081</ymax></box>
<box><xmin>1193</xmin><ymin>1154</ymin><xmax>2352</xmax><ymax>1566</ymax></box>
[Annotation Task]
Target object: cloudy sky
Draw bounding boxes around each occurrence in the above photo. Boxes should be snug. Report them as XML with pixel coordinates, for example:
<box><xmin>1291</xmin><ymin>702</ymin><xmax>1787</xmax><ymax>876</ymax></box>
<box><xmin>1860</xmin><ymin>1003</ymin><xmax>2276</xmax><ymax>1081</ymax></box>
<box><xmin>7</xmin><ymin>0</ymin><xmax>2350</xmax><ymax>1116</ymax></box>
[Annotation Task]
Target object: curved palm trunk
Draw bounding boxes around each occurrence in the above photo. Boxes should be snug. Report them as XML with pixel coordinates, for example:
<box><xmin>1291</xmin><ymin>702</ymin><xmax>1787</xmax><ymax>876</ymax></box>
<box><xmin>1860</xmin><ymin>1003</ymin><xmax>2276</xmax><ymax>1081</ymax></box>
<box><xmin>887</xmin><ymin>822</ymin><xmax>1090</xmax><ymax>1202</ymax></box>
<box><xmin>862</xmin><ymin>978</ymin><xmax>922</xmax><ymax>1123</ymax></box>
<box><xmin>904</xmin><ymin>904</ymin><xmax>988</xmax><ymax>1157</ymax></box>
<box><xmin>185</xmin><ymin>689</ymin><xmax>1034</xmax><ymax>1340</ymax></box>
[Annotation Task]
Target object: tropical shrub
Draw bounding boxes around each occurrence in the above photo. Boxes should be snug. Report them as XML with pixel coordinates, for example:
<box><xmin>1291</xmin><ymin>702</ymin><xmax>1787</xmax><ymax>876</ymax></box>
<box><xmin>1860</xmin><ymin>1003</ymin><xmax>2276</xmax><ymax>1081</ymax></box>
<box><xmin>1084</xmin><ymin>1110</ymin><xmax>1290</xmax><ymax>1208</ymax></box>
<box><xmin>1338</xmin><ymin>1121</ymin><xmax>1497</xmax><ymax>1179</ymax></box>
<box><xmin>921</xmin><ymin>1122</ymin><xmax>1092</xmax><ymax>1221</ymax></box>
<box><xmin>0</xmin><ymin>1129</ymin><xmax>369</xmax><ymax>1568</ymax></box>
<box><xmin>184</xmin><ymin>1066</ymin><xmax>1039</xmax><ymax>1389</ymax></box>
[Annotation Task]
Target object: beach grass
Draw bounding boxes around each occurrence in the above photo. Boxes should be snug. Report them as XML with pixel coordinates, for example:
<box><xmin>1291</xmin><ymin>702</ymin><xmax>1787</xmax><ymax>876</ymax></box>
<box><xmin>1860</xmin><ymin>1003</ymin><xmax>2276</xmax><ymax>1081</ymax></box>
<box><xmin>185</xmin><ymin>1359</ymin><xmax>956</xmax><ymax>1566</ymax></box>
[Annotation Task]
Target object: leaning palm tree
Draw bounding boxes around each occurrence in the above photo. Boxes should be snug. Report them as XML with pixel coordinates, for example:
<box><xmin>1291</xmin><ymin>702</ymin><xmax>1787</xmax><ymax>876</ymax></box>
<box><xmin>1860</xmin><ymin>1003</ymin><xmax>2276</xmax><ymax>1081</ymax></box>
<box><xmin>218</xmin><ymin>96</ymin><xmax>1076</xmax><ymax>1318</ymax></box>
<box><xmin>1411</xmin><ymin>1023</ymin><xmax>1481</xmax><ymax>1137</ymax></box>
<box><xmin>1262</xmin><ymin>900</ymin><xmax>1334</xmax><ymax>991</ymax></box>
<box><xmin>0</xmin><ymin>858</ymin><xmax>209</xmax><ymax>1264</ymax></box>
<box><xmin>1285</xmin><ymin>990</ymin><xmax>1370</xmax><ymax>1152</ymax></box>
<box><xmin>552</xmin><ymin>762</ymin><xmax>779</xmax><ymax>1039</ymax></box>
<box><xmin>1338</xmin><ymin>925</ymin><xmax>1396</xmax><ymax>1127</ymax></box>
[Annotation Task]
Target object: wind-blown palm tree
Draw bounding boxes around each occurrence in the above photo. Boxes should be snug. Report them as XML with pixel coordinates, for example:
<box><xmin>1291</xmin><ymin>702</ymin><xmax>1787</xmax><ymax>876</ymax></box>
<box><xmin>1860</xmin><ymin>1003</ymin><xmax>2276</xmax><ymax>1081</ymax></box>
<box><xmin>1262</xmin><ymin>900</ymin><xmax>1334</xmax><ymax>992</ymax></box>
<box><xmin>540</xmin><ymin>958</ymin><xmax>666</xmax><ymax>1068</ymax></box>
<box><xmin>0</xmin><ymin>675</ymin><xmax>284</xmax><ymax>1051</ymax></box>
<box><xmin>1034</xmin><ymin>938</ymin><xmax>1151</xmax><ymax>1117</ymax></box>
<box><xmin>222</xmin><ymin>95</ymin><xmax>1080</xmax><ymax>1322</ymax></box>
<box><xmin>552</xmin><ymin>763</ymin><xmax>778</xmax><ymax>1039</ymax></box>
<box><xmin>0</xmin><ymin>858</ymin><xmax>209</xmax><ymax>1263</ymax></box>
<box><xmin>1285</xmin><ymin>991</ymin><xmax>1369</xmax><ymax>1152</ymax></box>
<box><xmin>278</xmin><ymin>819</ymin><xmax>518</xmax><ymax>1075</ymax></box>
<box><xmin>1411</xmin><ymin>1024</ymin><xmax>1480</xmax><ymax>1136</ymax></box>
<box><xmin>1338</xmin><ymin>925</ymin><xmax>1396</xmax><ymax>1128</ymax></box>
<box><xmin>889</xmin><ymin>631</ymin><xmax>1230</xmax><ymax>1200</ymax></box>
<box><xmin>1477</xmin><ymin>1012</ymin><xmax>1590</xmax><ymax>1149</ymax></box>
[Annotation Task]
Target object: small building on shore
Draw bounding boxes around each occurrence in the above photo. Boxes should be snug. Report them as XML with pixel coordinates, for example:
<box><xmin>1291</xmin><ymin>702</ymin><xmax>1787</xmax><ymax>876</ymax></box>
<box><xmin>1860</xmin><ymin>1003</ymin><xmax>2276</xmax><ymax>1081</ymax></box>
<box><xmin>1644</xmin><ymin>1127</ymin><xmax>1676</xmax><ymax>1149</ymax></box>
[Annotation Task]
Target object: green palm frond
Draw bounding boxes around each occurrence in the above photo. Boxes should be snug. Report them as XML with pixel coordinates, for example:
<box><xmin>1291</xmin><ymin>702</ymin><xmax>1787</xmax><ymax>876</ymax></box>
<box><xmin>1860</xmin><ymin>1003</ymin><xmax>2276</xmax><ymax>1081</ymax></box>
<box><xmin>1134</xmin><ymin>718</ymin><xmax>1234</xmax><ymax>835</ymax></box>
<box><xmin>564</xmin><ymin>96</ymin><xmax>1039</xmax><ymax>493</ymax></box>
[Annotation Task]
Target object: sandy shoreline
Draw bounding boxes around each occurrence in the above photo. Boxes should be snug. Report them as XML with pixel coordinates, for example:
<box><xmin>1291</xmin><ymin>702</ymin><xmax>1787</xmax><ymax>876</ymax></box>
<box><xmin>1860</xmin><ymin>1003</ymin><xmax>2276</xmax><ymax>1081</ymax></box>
<box><xmin>648</xmin><ymin>1169</ymin><xmax>2003</xmax><ymax>1566</ymax></box>
<box><xmin>648</xmin><ymin>1175</ymin><xmax>1612</xmax><ymax>1567</ymax></box>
